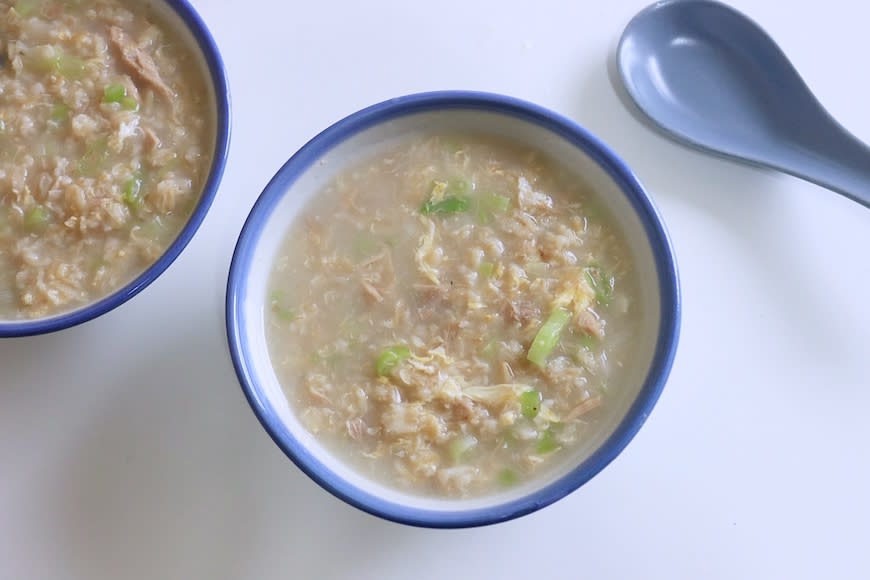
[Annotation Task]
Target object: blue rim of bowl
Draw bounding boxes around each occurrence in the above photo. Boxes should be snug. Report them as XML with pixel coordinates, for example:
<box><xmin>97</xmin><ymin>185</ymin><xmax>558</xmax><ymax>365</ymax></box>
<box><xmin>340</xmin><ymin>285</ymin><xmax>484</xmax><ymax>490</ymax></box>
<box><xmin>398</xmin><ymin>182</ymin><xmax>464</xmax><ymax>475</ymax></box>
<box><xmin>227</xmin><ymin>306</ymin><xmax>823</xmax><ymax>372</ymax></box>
<box><xmin>226</xmin><ymin>90</ymin><xmax>680</xmax><ymax>528</ymax></box>
<box><xmin>0</xmin><ymin>0</ymin><xmax>231</xmax><ymax>338</ymax></box>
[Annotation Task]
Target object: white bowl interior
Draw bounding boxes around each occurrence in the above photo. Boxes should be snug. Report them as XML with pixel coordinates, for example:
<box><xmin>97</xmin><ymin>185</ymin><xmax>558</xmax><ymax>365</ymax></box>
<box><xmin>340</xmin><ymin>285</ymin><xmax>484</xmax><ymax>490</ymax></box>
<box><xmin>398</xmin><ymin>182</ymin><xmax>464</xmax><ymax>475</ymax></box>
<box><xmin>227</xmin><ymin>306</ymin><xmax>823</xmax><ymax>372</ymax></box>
<box><xmin>240</xmin><ymin>109</ymin><xmax>662</xmax><ymax>512</ymax></box>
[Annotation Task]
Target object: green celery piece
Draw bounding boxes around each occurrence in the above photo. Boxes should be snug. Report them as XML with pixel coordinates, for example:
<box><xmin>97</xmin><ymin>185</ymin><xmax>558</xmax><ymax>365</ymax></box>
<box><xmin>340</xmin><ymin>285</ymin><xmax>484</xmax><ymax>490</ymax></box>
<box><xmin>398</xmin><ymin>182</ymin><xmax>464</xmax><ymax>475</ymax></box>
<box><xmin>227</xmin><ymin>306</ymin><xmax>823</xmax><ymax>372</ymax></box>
<box><xmin>274</xmin><ymin>307</ymin><xmax>296</xmax><ymax>321</ymax></box>
<box><xmin>478</xmin><ymin>261</ymin><xmax>495</xmax><ymax>278</ymax></box>
<box><xmin>50</xmin><ymin>104</ymin><xmax>69</xmax><ymax>122</ymax></box>
<box><xmin>419</xmin><ymin>195</ymin><xmax>471</xmax><ymax>215</ymax></box>
<box><xmin>536</xmin><ymin>429</ymin><xmax>559</xmax><ymax>454</ymax></box>
<box><xmin>497</xmin><ymin>468</ymin><xmax>518</xmax><ymax>487</ymax></box>
<box><xmin>24</xmin><ymin>206</ymin><xmax>48</xmax><ymax>231</ymax></box>
<box><xmin>484</xmin><ymin>193</ymin><xmax>510</xmax><ymax>212</ymax></box>
<box><xmin>520</xmin><ymin>389</ymin><xmax>541</xmax><ymax>419</ymax></box>
<box><xmin>527</xmin><ymin>308</ymin><xmax>571</xmax><ymax>367</ymax></box>
<box><xmin>578</xmin><ymin>332</ymin><xmax>596</xmax><ymax>350</ymax></box>
<box><xmin>58</xmin><ymin>55</ymin><xmax>86</xmax><ymax>79</ymax></box>
<box><xmin>103</xmin><ymin>83</ymin><xmax>126</xmax><ymax>102</ymax></box>
<box><xmin>14</xmin><ymin>0</ymin><xmax>40</xmax><ymax>17</ymax></box>
<box><xmin>121</xmin><ymin>176</ymin><xmax>143</xmax><ymax>209</ymax></box>
<box><xmin>269</xmin><ymin>290</ymin><xmax>297</xmax><ymax>321</ymax></box>
<box><xmin>476</xmin><ymin>192</ymin><xmax>511</xmax><ymax>224</ymax></box>
<box><xmin>103</xmin><ymin>84</ymin><xmax>138</xmax><ymax>110</ymax></box>
<box><xmin>27</xmin><ymin>47</ymin><xmax>85</xmax><ymax>79</ymax></box>
<box><xmin>501</xmin><ymin>429</ymin><xmax>516</xmax><ymax>448</ymax></box>
<box><xmin>375</xmin><ymin>345</ymin><xmax>411</xmax><ymax>376</ymax></box>
<box><xmin>584</xmin><ymin>265</ymin><xmax>614</xmax><ymax>305</ymax></box>
<box><xmin>120</xmin><ymin>96</ymin><xmax>139</xmax><ymax>111</ymax></box>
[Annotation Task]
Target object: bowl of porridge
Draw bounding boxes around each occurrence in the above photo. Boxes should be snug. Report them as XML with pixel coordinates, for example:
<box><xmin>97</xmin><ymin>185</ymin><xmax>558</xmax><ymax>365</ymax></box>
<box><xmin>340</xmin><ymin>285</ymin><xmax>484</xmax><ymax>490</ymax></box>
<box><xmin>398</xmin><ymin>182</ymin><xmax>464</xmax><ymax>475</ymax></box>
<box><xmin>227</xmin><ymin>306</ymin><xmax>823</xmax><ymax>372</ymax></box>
<box><xmin>226</xmin><ymin>92</ymin><xmax>680</xmax><ymax>527</ymax></box>
<box><xmin>0</xmin><ymin>0</ymin><xmax>230</xmax><ymax>337</ymax></box>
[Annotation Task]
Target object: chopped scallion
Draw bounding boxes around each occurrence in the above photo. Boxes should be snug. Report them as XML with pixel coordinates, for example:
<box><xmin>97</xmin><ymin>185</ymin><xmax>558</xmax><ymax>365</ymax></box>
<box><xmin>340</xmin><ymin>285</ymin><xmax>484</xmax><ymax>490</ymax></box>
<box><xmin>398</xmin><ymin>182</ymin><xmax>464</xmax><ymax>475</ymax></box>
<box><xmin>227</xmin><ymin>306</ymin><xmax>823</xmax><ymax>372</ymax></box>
<box><xmin>120</xmin><ymin>96</ymin><xmax>138</xmax><ymax>111</ymax></box>
<box><xmin>476</xmin><ymin>192</ymin><xmax>511</xmax><ymax>224</ymax></box>
<box><xmin>50</xmin><ymin>104</ymin><xmax>69</xmax><ymax>122</ymax></box>
<box><xmin>269</xmin><ymin>290</ymin><xmax>297</xmax><ymax>321</ymax></box>
<box><xmin>24</xmin><ymin>205</ymin><xmax>48</xmax><ymax>231</ymax></box>
<box><xmin>274</xmin><ymin>307</ymin><xmax>296</xmax><ymax>321</ymax></box>
<box><xmin>536</xmin><ymin>429</ymin><xmax>559</xmax><ymax>454</ymax></box>
<box><xmin>527</xmin><ymin>308</ymin><xmax>571</xmax><ymax>367</ymax></box>
<box><xmin>13</xmin><ymin>0</ymin><xmax>40</xmax><ymax>17</ymax></box>
<box><xmin>121</xmin><ymin>176</ymin><xmax>143</xmax><ymax>209</ymax></box>
<box><xmin>103</xmin><ymin>83</ymin><xmax>126</xmax><ymax>102</ymax></box>
<box><xmin>478</xmin><ymin>261</ymin><xmax>495</xmax><ymax>278</ymax></box>
<box><xmin>520</xmin><ymin>389</ymin><xmax>541</xmax><ymax>419</ymax></box>
<box><xmin>578</xmin><ymin>333</ymin><xmax>596</xmax><ymax>350</ymax></box>
<box><xmin>484</xmin><ymin>193</ymin><xmax>510</xmax><ymax>212</ymax></box>
<box><xmin>497</xmin><ymin>468</ymin><xmax>518</xmax><ymax>487</ymax></box>
<box><xmin>375</xmin><ymin>345</ymin><xmax>411</xmax><ymax>376</ymax></box>
<box><xmin>419</xmin><ymin>195</ymin><xmax>471</xmax><ymax>215</ymax></box>
<box><xmin>584</xmin><ymin>265</ymin><xmax>614</xmax><ymax>305</ymax></box>
<box><xmin>103</xmin><ymin>83</ymin><xmax>138</xmax><ymax>110</ymax></box>
<box><xmin>57</xmin><ymin>55</ymin><xmax>86</xmax><ymax>79</ymax></box>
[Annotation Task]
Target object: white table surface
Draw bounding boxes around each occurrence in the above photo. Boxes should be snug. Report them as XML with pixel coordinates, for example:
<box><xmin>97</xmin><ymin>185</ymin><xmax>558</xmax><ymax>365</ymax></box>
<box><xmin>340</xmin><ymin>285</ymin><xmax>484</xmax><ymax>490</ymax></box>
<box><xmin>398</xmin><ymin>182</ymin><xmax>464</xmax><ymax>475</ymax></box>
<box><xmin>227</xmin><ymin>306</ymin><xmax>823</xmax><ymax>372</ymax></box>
<box><xmin>3</xmin><ymin>0</ymin><xmax>869</xmax><ymax>578</ymax></box>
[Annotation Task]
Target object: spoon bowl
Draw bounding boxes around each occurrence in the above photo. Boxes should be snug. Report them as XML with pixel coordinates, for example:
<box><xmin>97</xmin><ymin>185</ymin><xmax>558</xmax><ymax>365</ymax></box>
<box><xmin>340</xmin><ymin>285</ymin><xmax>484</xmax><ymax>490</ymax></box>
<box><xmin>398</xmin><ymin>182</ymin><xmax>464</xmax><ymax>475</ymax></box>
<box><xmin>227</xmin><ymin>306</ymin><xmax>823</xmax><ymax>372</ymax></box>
<box><xmin>617</xmin><ymin>0</ymin><xmax>870</xmax><ymax>208</ymax></box>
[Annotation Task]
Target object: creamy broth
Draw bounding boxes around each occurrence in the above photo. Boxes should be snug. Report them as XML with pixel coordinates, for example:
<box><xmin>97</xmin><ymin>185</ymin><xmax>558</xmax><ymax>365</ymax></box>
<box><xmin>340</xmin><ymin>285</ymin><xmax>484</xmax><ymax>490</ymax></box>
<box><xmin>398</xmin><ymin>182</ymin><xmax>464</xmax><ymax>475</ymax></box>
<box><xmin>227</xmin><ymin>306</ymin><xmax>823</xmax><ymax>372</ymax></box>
<box><xmin>0</xmin><ymin>0</ymin><xmax>212</xmax><ymax>319</ymax></box>
<box><xmin>267</xmin><ymin>134</ymin><xmax>638</xmax><ymax>497</ymax></box>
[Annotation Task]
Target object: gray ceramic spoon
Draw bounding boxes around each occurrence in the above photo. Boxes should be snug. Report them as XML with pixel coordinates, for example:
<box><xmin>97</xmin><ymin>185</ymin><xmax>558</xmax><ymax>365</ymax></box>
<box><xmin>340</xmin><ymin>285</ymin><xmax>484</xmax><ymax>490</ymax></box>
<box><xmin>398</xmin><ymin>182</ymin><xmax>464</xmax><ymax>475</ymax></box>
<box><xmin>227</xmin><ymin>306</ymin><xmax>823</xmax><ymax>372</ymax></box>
<box><xmin>617</xmin><ymin>0</ymin><xmax>870</xmax><ymax>208</ymax></box>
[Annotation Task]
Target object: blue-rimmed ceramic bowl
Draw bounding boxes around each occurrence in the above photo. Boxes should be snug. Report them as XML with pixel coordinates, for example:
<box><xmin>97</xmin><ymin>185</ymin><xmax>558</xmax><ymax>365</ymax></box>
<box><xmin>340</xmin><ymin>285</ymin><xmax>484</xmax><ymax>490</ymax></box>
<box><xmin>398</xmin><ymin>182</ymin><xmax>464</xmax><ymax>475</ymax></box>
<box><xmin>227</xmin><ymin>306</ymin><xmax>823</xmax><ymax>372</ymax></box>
<box><xmin>226</xmin><ymin>91</ymin><xmax>679</xmax><ymax>528</ymax></box>
<box><xmin>0</xmin><ymin>0</ymin><xmax>230</xmax><ymax>338</ymax></box>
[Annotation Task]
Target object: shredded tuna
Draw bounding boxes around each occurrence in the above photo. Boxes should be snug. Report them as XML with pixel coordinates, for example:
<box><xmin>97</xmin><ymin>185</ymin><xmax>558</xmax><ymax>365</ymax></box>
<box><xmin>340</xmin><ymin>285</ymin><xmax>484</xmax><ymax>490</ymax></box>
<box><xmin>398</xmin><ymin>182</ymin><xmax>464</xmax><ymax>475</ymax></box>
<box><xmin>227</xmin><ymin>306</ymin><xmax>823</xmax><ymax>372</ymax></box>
<box><xmin>109</xmin><ymin>26</ymin><xmax>174</xmax><ymax>102</ymax></box>
<box><xmin>360</xmin><ymin>280</ymin><xmax>384</xmax><ymax>303</ymax></box>
<box><xmin>505</xmin><ymin>299</ymin><xmax>540</xmax><ymax>326</ymax></box>
<box><xmin>346</xmin><ymin>417</ymin><xmax>367</xmax><ymax>440</ymax></box>
<box><xmin>564</xmin><ymin>395</ymin><xmax>603</xmax><ymax>421</ymax></box>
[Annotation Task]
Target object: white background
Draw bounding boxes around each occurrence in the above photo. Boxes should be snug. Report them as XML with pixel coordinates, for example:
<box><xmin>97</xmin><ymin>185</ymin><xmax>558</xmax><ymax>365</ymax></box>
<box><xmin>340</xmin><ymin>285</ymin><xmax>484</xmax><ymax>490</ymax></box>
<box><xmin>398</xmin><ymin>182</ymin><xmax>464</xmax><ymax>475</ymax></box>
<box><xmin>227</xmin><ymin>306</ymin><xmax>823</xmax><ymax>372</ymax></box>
<box><xmin>2</xmin><ymin>0</ymin><xmax>869</xmax><ymax>578</ymax></box>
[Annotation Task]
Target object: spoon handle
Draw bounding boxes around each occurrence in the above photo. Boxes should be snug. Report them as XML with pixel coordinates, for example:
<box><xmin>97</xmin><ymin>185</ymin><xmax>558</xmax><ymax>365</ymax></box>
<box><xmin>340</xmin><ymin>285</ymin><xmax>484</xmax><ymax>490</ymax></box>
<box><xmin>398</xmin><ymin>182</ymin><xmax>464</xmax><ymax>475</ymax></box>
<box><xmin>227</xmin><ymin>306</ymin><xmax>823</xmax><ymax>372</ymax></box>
<box><xmin>782</xmin><ymin>120</ymin><xmax>870</xmax><ymax>209</ymax></box>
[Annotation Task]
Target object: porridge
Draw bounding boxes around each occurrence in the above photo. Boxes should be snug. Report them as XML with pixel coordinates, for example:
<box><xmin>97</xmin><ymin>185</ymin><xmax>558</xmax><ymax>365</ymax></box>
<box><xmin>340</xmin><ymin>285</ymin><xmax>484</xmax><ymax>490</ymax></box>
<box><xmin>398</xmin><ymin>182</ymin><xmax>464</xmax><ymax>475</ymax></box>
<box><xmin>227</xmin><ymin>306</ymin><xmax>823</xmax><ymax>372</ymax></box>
<box><xmin>267</xmin><ymin>134</ymin><xmax>638</xmax><ymax>497</ymax></box>
<box><xmin>0</xmin><ymin>0</ymin><xmax>213</xmax><ymax>318</ymax></box>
